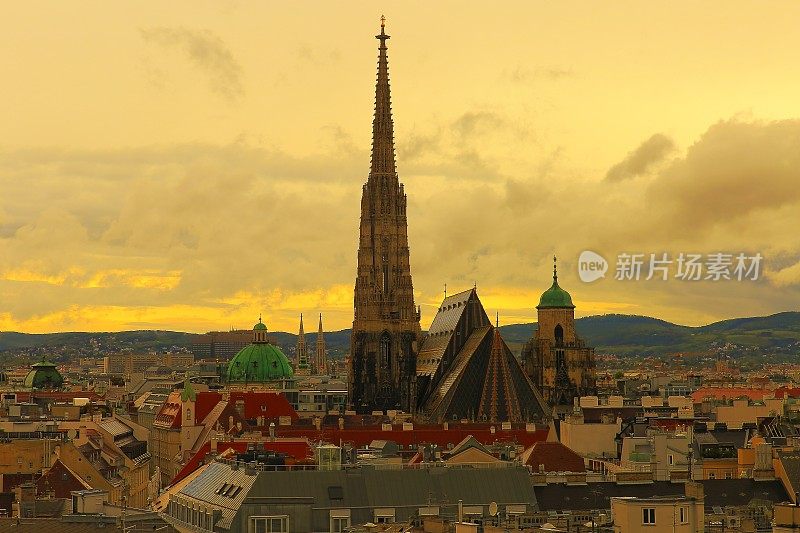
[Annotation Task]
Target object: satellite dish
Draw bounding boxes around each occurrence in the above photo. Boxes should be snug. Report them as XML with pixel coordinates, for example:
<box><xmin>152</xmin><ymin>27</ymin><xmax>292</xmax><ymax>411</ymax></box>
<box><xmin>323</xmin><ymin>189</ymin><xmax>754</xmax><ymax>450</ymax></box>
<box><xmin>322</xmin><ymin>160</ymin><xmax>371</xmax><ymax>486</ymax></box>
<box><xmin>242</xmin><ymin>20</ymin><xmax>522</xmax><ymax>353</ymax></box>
<box><xmin>67</xmin><ymin>429</ymin><xmax>77</xmax><ymax>439</ymax></box>
<box><xmin>489</xmin><ymin>501</ymin><xmax>498</xmax><ymax>516</ymax></box>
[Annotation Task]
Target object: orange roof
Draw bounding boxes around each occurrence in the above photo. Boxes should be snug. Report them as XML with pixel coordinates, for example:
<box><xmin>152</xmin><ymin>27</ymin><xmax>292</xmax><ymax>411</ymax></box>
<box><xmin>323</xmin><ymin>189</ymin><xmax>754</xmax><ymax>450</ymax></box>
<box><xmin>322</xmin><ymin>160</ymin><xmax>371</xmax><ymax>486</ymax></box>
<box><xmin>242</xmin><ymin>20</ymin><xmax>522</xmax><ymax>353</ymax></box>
<box><xmin>691</xmin><ymin>387</ymin><xmax>767</xmax><ymax>402</ymax></box>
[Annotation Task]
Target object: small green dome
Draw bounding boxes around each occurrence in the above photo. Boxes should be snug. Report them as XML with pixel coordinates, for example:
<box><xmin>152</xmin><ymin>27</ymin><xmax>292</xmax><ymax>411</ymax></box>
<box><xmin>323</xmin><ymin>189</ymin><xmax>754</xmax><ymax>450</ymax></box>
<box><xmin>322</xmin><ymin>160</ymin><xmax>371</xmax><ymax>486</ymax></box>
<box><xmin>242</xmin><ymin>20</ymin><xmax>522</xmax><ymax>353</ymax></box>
<box><xmin>538</xmin><ymin>257</ymin><xmax>575</xmax><ymax>309</ymax></box>
<box><xmin>227</xmin><ymin>343</ymin><xmax>294</xmax><ymax>383</ymax></box>
<box><xmin>253</xmin><ymin>317</ymin><xmax>267</xmax><ymax>331</ymax></box>
<box><xmin>23</xmin><ymin>359</ymin><xmax>64</xmax><ymax>389</ymax></box>
<box><xmin>538</xmin><ymin>280</ymin><xmax>575</xmax><ymax>308</ymax></box>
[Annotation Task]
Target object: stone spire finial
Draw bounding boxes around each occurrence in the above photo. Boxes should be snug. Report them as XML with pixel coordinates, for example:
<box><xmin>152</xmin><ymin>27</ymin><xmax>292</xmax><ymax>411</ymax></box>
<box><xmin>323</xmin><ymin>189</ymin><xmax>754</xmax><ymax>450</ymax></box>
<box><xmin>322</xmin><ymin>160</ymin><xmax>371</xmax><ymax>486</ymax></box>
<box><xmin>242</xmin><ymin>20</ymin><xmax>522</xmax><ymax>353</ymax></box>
<box><xmin>370</xmin><ymin>16</ymin><xmax>395</xmax><ymax>176</ymax></box>
<box><xmin>553</xmin><ymin>255</ymin><xmax>558</xmax><ymax>284</ymax></box>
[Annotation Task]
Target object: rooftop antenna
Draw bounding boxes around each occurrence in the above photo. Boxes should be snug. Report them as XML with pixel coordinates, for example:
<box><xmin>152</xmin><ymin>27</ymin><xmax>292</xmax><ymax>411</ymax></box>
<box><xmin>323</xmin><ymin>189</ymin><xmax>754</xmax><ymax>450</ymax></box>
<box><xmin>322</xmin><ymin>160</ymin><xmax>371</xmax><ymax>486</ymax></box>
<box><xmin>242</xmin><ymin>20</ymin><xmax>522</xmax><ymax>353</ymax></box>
<box><xmin>444</xmin><ymin>283</ymin><xmax>447</xmax><ymax>299</ymax></box>
<box><xmin>495</xmin><ymin>312</ymin><xmax>499</xmax><ymax>328</ymax></box>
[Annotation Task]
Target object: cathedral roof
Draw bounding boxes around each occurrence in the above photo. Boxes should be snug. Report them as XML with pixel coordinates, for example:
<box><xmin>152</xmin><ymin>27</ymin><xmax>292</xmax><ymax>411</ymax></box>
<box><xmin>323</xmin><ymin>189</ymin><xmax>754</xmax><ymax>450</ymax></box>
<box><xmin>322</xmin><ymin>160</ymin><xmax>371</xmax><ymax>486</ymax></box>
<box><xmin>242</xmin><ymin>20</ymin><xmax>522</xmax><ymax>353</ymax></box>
<box><xmin>418</xmin><ymin>289</ymin><xmax>550</xmax><ymax>423</ymax></box>
<box><xmin>417</xmin><ymin>289</ymin><xmax>474</xmax><ymax>376</ymax></box>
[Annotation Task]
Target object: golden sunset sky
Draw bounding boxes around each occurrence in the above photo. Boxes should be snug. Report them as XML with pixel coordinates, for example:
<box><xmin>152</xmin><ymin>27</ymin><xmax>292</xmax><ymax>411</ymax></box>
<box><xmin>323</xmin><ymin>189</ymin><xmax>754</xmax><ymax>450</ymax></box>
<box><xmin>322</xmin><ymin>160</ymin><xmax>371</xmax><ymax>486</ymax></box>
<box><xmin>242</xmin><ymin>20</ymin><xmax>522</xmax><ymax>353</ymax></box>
<box><xmin>1</xmin><ymin>1</ymin><xmax>799</xmax><ymax>333</ymax></box>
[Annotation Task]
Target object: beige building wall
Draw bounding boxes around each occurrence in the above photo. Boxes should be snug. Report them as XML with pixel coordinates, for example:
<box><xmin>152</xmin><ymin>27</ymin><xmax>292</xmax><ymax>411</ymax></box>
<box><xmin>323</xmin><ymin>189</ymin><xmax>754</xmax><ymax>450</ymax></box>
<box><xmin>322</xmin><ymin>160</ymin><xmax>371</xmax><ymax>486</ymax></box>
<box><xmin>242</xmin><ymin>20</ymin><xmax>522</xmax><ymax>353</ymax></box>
<box><xmin>716</xmin><ymin>398</ymin><xmax>784</xmax><ymax>428</ymax></box>
<box><xmin>775</xmin><ymin>503</ymin><xmax>800</xmax><ymax>533</ymax></box>
<box><xmin>57</xmin><ymin>419</ymin><xmax>151</xmax><ymax>508</ymax></box>
<box><xmin>611</xmin><ymin>496</ymin><xmax>703</xmax><ymax>533</ymax></box>
<box><xmin>151</xmin><ymin>426</ymin><xmax>181</xmax><ymax>486</ymax></box>
<box><xmin>560</xmin><ymin>416</ymin><xmax>620</xmax><ymax>458</ymax></box>
<box><xmin>0</xmin><ymin>440</ymin><xmax>52</xmax><ymax>475</ymax></box>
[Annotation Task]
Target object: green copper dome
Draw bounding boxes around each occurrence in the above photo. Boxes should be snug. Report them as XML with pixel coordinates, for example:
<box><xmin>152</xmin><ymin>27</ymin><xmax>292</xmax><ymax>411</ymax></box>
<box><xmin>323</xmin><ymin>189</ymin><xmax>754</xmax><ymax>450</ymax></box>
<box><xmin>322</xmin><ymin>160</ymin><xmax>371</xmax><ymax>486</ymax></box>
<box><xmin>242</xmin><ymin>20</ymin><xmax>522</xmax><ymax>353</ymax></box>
<box><xmin>537</xmin><ymin>256</ymin><xmax>575</xmax><ymax>309</ymax></box>
<box><xmin>23</xmin><ymin>358</ymin><xmax>64</xmax><ymax>389</ymax></box>
<box><xmin>226</xmin><ymin>318</ymin><xmax>293</xmax><ymax>383</ymax></box>
<box><xmin>538</xmin><ymin>280</ymin><xmax>575</xmax><ymax>308</ymax></box>
<box><xmin>227</xmin><ymin>344</ymin><xmax>294</xmax><ymax>382</ymax></box>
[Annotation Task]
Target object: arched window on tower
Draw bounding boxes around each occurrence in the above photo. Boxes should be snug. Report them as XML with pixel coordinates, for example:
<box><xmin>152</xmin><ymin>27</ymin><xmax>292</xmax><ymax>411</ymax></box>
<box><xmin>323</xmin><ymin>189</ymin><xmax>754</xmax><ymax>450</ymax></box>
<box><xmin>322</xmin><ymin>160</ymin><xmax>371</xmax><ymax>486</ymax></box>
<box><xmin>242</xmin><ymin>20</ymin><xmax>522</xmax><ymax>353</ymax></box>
<box><xmin>554</xmin><ymin>324</ymin><xmax>564</xmax><ymax>346</ymax></box>
<box><xmin>380</xmin><ymin>333</ymin><xmax>391</xmax><ymax>372</ymax></box>
<box><xmin>382</xmin><ymin>250</ymin><xmax>389</xmax><ymax>294</ymax></box>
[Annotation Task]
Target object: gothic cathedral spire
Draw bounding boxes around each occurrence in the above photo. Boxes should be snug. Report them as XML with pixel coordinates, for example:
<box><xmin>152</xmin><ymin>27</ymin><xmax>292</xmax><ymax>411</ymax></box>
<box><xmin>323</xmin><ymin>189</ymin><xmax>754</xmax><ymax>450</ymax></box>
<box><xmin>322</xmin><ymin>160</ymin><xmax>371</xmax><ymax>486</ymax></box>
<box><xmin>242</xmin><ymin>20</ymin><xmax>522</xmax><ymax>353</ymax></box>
<box><xmin>370</xmin><ymin>17</ymin><xmax>395</xmax><ymax>176</ymax></box>
<box><xmin>296</xmin><ymin>313</ymin><xmax>309</xmax><ymax>374</ymax></box>
<box><xmin>350</xmin><ymin>19</ymin><xmax>421</xmax><ymax>413</ymax></box>
<box><xmin>315</xmin><ymin>313</ymin><xmax>327</xmax><ymax>374</ymax></box>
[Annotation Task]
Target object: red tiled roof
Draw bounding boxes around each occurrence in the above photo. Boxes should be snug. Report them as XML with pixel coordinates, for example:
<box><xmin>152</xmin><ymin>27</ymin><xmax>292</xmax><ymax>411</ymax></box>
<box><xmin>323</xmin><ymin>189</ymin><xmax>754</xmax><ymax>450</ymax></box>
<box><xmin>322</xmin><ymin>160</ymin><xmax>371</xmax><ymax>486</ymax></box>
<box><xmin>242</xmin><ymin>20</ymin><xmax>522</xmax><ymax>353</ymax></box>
<box><xmin>691</xmin><ymin>387</ymin><xmax>768</xmax><ymax>402</ymax></box>
<box><xmin>153</xmin><ymin>390</ymin><xmax>298</xmax><ymax>430</ymax></box>
<box><xmin>13</xmin><ymin>391</ymin><xmax>102</xmax><ymax>402</ymax></box>
<box><xmin>227</xmin><ymin>391</ymin><xmax>299</xmax><ymax>421</ymax></box>
<box><xmin>195</xmin><ymin>391</ymin><xmax>223</xmax><ymax>422</ymax></box>
<box><xmin>774</xmin><ymin>387</ymin><xmax>800</xmax><ymax>399</ymax></box>
<box><xmin>36</xmin><ymin>459</ymin><xmax>90</xmax><ymax>498</ymax></box>
<box><xmin>274</xmin><ymin>425</ymin><xmax>548</xmax><ymax>449</ymax></box>
<box><xmin>521</xmin><ymin>441</ymin><xmax>586</xmax><ymax>473</ymax></box>
<box><xmin>153</xmin><ymin>391</ymin><xmax>183</xmax><ymax>428</ymax></box>
<box><xmin>171</xmin><ymin>438</ymin><xmax>313</xmax><ymax>485</ymax></box>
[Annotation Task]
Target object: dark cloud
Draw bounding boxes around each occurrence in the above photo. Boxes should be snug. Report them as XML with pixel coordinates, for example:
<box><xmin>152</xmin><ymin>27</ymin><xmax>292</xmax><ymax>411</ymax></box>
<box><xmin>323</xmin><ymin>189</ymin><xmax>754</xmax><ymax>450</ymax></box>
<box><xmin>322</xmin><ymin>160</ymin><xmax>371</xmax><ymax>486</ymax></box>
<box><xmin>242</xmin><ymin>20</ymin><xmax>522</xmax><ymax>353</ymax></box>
<box><xmin>605</xmin><ymin>133</ymin><xmax>676</xmax><ymax>182</ymax></box>
<box><xmin>140</xmin><ymin>27</ymin><xmax>244</xmax><ymax>100</ymax></box>
<box><xmin>646</xmin><ymin>118</ymin><xmax>800</xmax><ymax>230</ymax></box>
<box><xmin>505</xmin><ymin>66</ymin><xmax>574</xmax><ymax>83</ymax></box>
<box><xmin>452</xmin><ymin>111</ymin><xmax>507</xmax><ymax>138</ymax></box>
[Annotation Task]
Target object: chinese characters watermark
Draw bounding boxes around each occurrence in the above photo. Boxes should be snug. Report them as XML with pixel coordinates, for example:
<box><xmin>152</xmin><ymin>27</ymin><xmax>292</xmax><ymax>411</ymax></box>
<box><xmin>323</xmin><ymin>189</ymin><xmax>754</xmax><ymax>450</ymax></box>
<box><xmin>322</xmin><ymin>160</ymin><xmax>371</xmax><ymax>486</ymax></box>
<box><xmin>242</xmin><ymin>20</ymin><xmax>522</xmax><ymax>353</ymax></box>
<box><xmin>578</xmin><ymin>251</ymin><xmax>762</xmax><ymax>283</ymax></box>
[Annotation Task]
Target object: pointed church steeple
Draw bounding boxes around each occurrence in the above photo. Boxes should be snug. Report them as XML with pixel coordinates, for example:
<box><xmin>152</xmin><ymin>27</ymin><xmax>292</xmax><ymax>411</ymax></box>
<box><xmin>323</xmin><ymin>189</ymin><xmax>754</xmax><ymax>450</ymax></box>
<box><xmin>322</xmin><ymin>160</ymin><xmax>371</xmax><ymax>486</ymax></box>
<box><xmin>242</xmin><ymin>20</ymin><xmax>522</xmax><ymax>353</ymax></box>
<box><xmin>296</xmin><ymin>313</ymin><xmax>309</xmax><ymax>373</ymax></box>
<box><xmin>315</xmin><ymin>313</ymin><xmax>327</xmax><ymax>374</ymax></box>
<box><xmin>371</xmin><ymin>15</ymin><xmax>396</xmax><ymax>176</ymax></box>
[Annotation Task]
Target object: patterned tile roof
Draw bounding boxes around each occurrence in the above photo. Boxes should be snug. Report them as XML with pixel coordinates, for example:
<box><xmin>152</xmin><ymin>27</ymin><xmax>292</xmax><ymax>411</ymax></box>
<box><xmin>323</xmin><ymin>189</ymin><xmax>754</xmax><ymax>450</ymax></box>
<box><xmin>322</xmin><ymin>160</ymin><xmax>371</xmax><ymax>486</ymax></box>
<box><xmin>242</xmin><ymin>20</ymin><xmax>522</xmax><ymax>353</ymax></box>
<box><xmin>521</xmin><ymin>441</ymin><xmax>586</xmax><ymax>473</ymax></box>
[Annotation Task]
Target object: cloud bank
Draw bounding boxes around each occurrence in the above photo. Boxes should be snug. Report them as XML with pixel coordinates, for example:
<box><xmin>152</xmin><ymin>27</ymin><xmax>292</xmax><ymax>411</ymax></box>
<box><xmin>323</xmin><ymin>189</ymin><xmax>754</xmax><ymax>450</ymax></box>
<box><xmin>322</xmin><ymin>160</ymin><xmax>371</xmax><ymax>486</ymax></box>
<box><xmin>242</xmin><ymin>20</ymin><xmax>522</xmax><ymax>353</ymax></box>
<box><xmin>1</xmin><ymin>117</ymin><xmax>798</xmax><ymax>332</ymax></box>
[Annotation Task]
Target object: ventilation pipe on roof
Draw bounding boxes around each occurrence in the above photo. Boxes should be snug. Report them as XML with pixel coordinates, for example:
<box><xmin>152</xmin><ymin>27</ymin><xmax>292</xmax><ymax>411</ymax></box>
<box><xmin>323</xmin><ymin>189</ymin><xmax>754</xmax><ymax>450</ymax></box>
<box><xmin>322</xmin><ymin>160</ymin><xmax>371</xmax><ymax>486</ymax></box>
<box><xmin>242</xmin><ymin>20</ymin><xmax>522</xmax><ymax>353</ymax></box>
<box><xmin>269</xmin><ymin>422</ymin><xmax>276</xmax><ymax>441</ymax></box>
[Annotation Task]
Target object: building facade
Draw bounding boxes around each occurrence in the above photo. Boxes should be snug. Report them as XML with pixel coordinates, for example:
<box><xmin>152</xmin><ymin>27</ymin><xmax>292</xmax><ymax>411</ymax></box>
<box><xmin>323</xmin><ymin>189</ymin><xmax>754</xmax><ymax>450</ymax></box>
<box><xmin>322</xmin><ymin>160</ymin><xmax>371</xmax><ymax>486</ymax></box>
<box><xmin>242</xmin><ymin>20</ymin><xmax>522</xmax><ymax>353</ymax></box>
<box><xmin>349</xmin><ymin>21</ymin><xmax>421</xmax><ymax>413</ymax></box>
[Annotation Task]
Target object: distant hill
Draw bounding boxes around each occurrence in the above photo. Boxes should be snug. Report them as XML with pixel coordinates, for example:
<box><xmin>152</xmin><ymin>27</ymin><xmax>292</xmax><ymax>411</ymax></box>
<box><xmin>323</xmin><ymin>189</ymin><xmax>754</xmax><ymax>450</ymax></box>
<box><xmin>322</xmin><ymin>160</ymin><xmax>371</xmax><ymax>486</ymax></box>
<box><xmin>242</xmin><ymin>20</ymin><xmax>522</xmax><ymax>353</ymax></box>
<box><xmin>499</xmin><ymin>312</ymin><xmax>800</xmax><ymax>357</ymax></box>
<box><xmin>2</xmin><ymin>312</ymin><xmax>798</xmax><ymax>358</ymax></box>
<box><xmin>0</xmin><ymin>330</ymin><xmax>194</xmax><ymax>352</ymax></box>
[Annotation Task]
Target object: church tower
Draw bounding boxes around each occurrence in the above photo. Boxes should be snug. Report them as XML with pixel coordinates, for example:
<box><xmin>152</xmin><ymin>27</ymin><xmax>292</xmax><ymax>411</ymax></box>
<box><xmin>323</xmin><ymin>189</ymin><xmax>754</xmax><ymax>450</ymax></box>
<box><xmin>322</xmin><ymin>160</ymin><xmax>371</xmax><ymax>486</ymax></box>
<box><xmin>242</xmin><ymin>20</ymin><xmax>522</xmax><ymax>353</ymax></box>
<box><xmin>315</xmin><ymin>313</ymin><xmax>327</xmax><ymax>374</ymax></box>
<box><xmin>296</xmin><ymin>314</ymin><xmax>310</xmax><ymax>375</ymax></box>
<box><xmin>350</xmin><ymin>19</ymin><xmax>421</xmax><ymax>413</ymax></box>
<box><xmin>521</xmin><ymin>257</ymin><xmax>597</xmax><ymax>415</ymax></box>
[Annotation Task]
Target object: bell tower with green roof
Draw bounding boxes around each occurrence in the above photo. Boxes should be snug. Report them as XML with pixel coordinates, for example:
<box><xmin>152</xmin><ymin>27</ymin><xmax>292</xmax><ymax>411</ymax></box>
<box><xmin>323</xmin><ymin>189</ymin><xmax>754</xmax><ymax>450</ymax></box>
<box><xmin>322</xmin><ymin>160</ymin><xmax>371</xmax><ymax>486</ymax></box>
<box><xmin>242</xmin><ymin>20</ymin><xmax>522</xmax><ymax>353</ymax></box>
<box><xmin>521</xmin><ymin>256</ymin><xmax>596</xmax><ymax>414</ymax></box>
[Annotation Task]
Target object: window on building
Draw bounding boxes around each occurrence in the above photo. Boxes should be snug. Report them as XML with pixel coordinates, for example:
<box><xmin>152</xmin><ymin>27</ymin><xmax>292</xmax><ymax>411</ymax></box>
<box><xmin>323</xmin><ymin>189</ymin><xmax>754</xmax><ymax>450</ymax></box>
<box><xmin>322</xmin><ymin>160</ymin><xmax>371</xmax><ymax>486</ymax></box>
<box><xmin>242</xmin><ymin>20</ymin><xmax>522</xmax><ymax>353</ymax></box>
<box><xmin>679</xmin><ymin>506</ymin><xmax>688</xmax><ymax>524</ymax></box>
<box><xmin>250</xmin><ymin>515</ymin><xmax>288</xmax><ymax>533</ymax></box>
<box><xmin>725</xmin><ymin>472</ymin><xmax>732</xmax><ymax>479</ymax></box>
<box><xmin>330</xmin><ymin>509</ymin><xmax>351</xmax><ymax>533</ymax></box>
<box><xmin>375</xmin><ymin>508</ymin><xmax>396</xmax><ymax>523</ymax></box>
<box><xmin>642</xmin><ymin>508</ymin><xmax>656</xmax><ymax>524</ymax></box>
<box><xmin>708</xmin><ymin>472</ymin><xmax>716</xmax><ymax>479</ymax></box>
<box><xmin>668</xmin><ymin>454</ymin><xmax>674</xmax><ymax>465</ymax></box>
